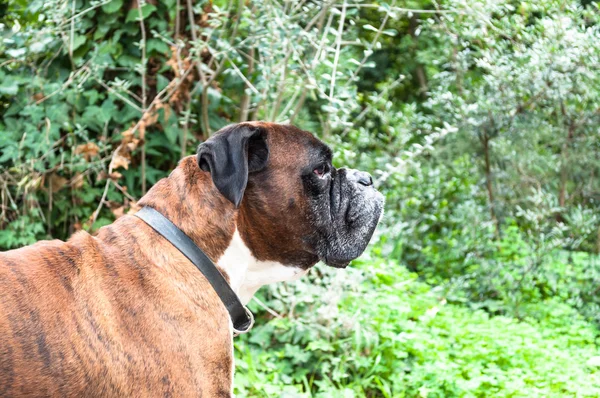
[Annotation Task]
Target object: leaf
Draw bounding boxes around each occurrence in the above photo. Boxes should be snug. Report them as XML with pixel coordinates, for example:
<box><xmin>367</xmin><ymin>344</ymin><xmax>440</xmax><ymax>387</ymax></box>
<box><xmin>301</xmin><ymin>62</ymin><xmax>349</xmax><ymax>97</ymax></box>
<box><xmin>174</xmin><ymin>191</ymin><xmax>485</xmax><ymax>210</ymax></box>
<box><xmin>109</xmin><ymin>171</ymin><xmax>123</xmax><ymax>180</ymax></box>
<box><xmin>74</xmin><ymin>142</ymin><xmax>100</xmax><ymax>161</ymax></box>
<box><xmin>111</xmin><ymin>205</ymin><xmax>125</xmax><ymax>218</ymax></box>
<box><xmin>0</xmin><ymin>144</ymin><xmax>17</xmax><ymax>163</ymax></box>
<box><xmin>6</xmin><ymin>48</ymin><xmax>26</xmax><ymax>58</ymax></box>
<box><xmin>125</xmin><ymin>3</ymin><xmax>157</xmax><ymax>22</ymax></box>
<box><xmin>71</xmin><ymin>35</ymin><xmax>87</xmax><ymax>51</ymax></box>
<box><xmin>70</xmin><ymin>173</ymin><xmax>85</xmax><ymax>189</ymax></box>
<box><xmin>587</xmin><ymin>356</ymin><xmax>600</xmax><ymax>367</ymax></box>
<box><xmin>146</xmin><ymin>38</ymin><xmax>170</xmax><ymax>54</ymax></box>
<box><xmin>363</xmin><ymin>24</ymin><xmax>379</xmax><ymax>33</ymax></box>
<box><xmin>164</xmin><ymin>125</ymin><xmax>180</xmax><ymax>145</ymax></box>
<box><xmin>0</xmin><ymin>80</ymin><xmax>19</xmax><ymax>95</ymax></box>
<box><xmin>101</xmin><ymin>0</ymin><xmax>123</xmax><ymax>14</ymax></box>
<box><xmin>112</xmin><ymin>154</ymin><xmax>130</xmax><ymax>170</ymax></box>
<box><xmin>48</xmin><ymin>173</ymin><xmax>68</xmax><ymax>193</ymax></box>
<box><xmin>29</xmin><ymin>41</ymin><xmax>46</xmax><ymax>53</ymax></box>
<box><xmin>156</xmin><ymin>74</ymin><xmax>170</xmax><ymax>92</ymax></box>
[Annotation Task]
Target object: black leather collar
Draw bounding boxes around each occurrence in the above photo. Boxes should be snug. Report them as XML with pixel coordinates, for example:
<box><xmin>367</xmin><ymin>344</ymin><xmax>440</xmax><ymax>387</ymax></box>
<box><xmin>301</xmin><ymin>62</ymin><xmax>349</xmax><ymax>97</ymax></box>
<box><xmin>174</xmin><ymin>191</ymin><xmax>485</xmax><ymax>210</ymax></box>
<box><xmin>135</xmin><ymin>206</ymin><xmax>253</xmax><ymax>334</ymax></box>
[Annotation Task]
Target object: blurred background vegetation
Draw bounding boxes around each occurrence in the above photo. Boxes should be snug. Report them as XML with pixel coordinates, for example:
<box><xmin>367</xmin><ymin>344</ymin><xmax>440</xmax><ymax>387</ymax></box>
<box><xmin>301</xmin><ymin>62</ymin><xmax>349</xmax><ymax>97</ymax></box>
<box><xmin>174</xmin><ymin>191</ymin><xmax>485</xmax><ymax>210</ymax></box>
<box><xmin>2</xmin><ymin>0</ymin><xmax>600</xmax><ymax>396</ymax></box>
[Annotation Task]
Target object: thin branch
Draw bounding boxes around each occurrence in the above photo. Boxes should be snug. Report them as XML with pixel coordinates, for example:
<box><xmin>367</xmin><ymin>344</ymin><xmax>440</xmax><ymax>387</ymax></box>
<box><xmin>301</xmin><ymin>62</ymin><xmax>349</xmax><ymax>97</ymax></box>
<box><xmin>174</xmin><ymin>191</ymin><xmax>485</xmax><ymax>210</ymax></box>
<box><xmin>122</xmin><ymin>65</ymin><xmax>196</xmax><ymax>141</ymax></box>
<box><xmin>224</xmin><ymin>54</ymin><xmax>259</xmax><ymax>95</ymax></box>
<box><xmin>186</xmin><ymin>0</ymin><xmax>211</xmax><ymax>136</ymax></box>
<box><xmin>61</xmin><ymin>0</ymin><xmax>112</xmax><ymax>26</ymax></box>
<box><xmin>345</xmin><ymin>2</ymin><xmax>394</xmax><ymax>87</ymax></box>
<box><xmin>95</xmin><ymin>79</ymin><xmax>144</xmax><ymax>113</ymax></box>
<box><xmin>313</xmin><ymin>9</ymin><xmax>334</xmax><ymax>65</ymax></box>
<box><xmin>69</xmin><ymin>0</ymin><xmax>76</xmax><ymax>67</ymax></box>
<box><xmin>35</xmin><ymin>66</ymin><xmax>80</xmax><ymax>105</ymax></box>
<box><xmin>252</xmin><ymin>296</ymin><xmax>283</xmax><ymax>319</ymax></box>
<box><xmin>290</xmin><ymin>0</ymin><xmax>308</xmax><ymax>14</ymax></box>
<box><xmin>180</xmin><ymin>101</ymin><xmax>192</xmax><ymax>157</ymax></box>
<box><xmin>175</xmin><ymin>0</ymin><xmax>181</xmax><ymax>38</ymax></box>
<box><xmin>341</xmin><ymin>76</ymin><xmax>405</xmax><ymax>136</ymax></box>
<box><xmin>328</xmin><ymin>1</ymin><xmax>347</xmax><ymax>103</ymax></box>
<box><xmin>277</xmin><ymin>85</ymin><xmax>302</xmax><ymax>121</ymax></box>
<box><xmin>239</xmin><ymin>46</ymin><xmax>255</xmax><ymax>122</ymax></box>
<box><xmin>302</xmin><ymin>0</ymin><xmax>335</xmax><ymax>33</ymax></box>
<box><xmin>137</xmin><ymin>0</ymin><xmax>148</xmax><ymax>195</ymax></box>
<box><xmin>332</xmin><ymin>3</ymin><xmax>463</xmax><ymax>14</ymax></box>
<box><xmin>113</xmin><ymin>181</ymin><xmax>137</xmax><ymax>202</ymax></box>
<box><xmin>288</xmin><ymin>89</ymin><xmax>308</xmax><ymax>124</ymax></box>
<box><xmin>91</xmin><ymin>144</ymin><xmax>123</xmax><ymax>226</ymax></box>
<box><xmin>269</xmin><ymin>52</ymin><xmax>291</xmax><ymax>121</ymax></box>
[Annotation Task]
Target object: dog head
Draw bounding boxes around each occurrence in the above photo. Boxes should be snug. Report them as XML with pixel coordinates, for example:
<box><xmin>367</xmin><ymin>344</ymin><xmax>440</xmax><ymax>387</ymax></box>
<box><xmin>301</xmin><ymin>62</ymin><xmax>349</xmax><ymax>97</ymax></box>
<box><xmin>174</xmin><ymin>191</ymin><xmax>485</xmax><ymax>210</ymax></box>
<box><xmin>197</xmin><ymin>122</ymin><xmax>384</xmax><ymax>269</ymax></box>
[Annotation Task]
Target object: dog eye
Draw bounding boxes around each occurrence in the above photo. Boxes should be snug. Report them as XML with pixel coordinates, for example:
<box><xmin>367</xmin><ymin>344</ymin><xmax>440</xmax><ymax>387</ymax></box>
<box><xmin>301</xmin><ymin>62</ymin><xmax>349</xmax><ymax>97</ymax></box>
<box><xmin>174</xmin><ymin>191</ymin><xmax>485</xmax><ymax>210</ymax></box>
<box><xmin>313</xmin><ymin>164</ymin><xmax>329</xmax><ymax>178</ymax></box>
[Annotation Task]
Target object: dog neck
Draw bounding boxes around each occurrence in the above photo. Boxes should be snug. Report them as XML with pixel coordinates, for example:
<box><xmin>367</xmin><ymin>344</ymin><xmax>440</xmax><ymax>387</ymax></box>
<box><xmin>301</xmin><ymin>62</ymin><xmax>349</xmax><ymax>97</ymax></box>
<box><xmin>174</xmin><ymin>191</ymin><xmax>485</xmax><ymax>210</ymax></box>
<box><xmin>136</xmin><ymin>156</ymin><xmax>307</xmax><ymax>304</ymax></box>
<box><xmin>217</xmin><ymin>229</ymin><xmax>308</xmax><ymax>304</ymax></box>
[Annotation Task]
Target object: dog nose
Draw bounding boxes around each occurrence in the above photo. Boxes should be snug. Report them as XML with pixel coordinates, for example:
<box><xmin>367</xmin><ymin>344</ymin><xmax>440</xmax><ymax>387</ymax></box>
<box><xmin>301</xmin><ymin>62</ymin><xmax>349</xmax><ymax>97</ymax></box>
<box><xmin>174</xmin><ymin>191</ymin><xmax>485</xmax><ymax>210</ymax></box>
<box><xmin>358</xmin><ymin>172</ymin><xmax>373</xmax><ymax>186</ymax></box>
<box><xmin>346</xmin><ymin>169</ymin><xmax>373</xmax><ymax>187</ymax></box>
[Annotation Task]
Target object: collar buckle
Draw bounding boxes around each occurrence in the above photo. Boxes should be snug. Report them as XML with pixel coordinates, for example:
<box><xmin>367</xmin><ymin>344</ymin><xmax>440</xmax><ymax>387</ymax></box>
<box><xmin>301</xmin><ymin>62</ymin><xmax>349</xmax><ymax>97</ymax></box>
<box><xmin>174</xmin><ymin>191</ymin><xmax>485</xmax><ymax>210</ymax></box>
<box><xmin>233</xmin><ymin>306</ymin><xmax>255</xmax><ymax>336</ymax></box>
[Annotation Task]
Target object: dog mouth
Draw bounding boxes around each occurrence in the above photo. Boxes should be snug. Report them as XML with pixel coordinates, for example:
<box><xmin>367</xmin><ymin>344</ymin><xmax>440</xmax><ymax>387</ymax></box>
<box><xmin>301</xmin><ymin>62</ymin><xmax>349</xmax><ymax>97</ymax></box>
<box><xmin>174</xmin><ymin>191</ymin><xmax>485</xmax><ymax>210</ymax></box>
<box><xmin>317</xmin><ymin>184</ymin><xmax>384</xmax><ymax>268</ymax></box>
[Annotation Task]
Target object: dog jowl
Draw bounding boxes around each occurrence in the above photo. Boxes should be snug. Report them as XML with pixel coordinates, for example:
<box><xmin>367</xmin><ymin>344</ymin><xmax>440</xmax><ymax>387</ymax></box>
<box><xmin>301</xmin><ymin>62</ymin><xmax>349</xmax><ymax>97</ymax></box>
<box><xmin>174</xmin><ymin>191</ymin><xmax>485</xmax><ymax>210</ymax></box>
<box><xmin>0</xmin><ymin>122</ymin><xmax>383</xmax><ymax>397</ymax></box>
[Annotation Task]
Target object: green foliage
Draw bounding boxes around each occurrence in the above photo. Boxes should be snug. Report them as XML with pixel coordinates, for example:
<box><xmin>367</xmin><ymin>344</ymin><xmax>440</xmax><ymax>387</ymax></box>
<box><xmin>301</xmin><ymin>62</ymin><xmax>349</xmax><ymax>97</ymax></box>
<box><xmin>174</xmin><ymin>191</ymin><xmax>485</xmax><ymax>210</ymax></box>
<box><xmin>234</xmin><ymin>253</ymin><xmax>600</xmax><ymax>397</ymax></box>
<box><xmin>0</xmin><ymin>0</ymin><xmax>184</xmax><ymax>246</ymax></box>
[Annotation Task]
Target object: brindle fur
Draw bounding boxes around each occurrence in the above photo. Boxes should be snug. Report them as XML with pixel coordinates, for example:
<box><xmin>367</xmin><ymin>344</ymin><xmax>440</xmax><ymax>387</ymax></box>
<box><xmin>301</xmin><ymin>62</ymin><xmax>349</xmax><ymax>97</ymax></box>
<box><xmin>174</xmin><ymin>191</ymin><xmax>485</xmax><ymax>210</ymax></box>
<box><xmin>0</xmin><ymin>122</ymin><xmax>352</xmax><ymax>397</ymax></box>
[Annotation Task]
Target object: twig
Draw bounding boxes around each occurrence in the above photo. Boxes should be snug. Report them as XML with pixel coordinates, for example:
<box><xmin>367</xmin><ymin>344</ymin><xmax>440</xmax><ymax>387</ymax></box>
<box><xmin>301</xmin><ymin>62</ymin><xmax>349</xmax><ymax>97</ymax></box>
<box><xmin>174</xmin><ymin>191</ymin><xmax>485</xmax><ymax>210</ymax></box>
<box><xmin>312</xmin><ymin>10</ymin><xmax>334</xmax><ymax>65</ymax></box>
<box><xmin>68</xmin><ymin>0</ymin><xmax>76</xmax><ymax>67</ymax></box>
<box><xmin>251</xmin><ymin>296</ymin><xmax>283</xmax><ymax>319</ymax></box>
<box><xmin>122</xmin><ymin>65</ymin><xmax>196</xmax><ymax>141</ymax></box>
<box><xmin>138</xmin><ymin>0</ymin><xmax>148</xmax><ymax>195</ymax></box>
<box><xmin>288</xmin><ymin>90</ymin><xmax>307</xmax><ymax>124</ymax></box>
<box><xmin>290</xmin><ymin>0</ymin><xmax>308</xmax><ymax>14</ymax></box>
<box><xmin>91</xmin><ymin>144</ymin><xmax>123</xmax><ymax>226</ymax></box>
<box><xmin>345</xmin><ymin>1</ymin><xmax>394</xmax><ymax>87</ymax></box>
<box><xmin>332</xmin><ymin>3</ymin><xmax>463</xmax><ymax>14</ymax></box>
<box><xmin>341</xmin><ymin>75</ymin><xmax>405</xmax><ymax>136</ymax></box>
<box><xmin>138</xmin><ymin>1</ymin><xmax>147</xmax><ymax>110</ymax></box>
<box><xmin>175</xmin><ymin>0</ymin><xmax>181</xmax><ymax>38</ymax></box>
<box><xmin>328</xmin><ymin>1</ymin><xmax>347</xmax><ymax>104</ymax></box>
<box><xmin>239</xmin><ymin>46</ymin><xmax>255</xmax><ymax>122</ymax></box>
<box><xmin>61</xmin><ymin>0</ymin><xmax>112</xmax><ymax>26</ymax></box>
<box><xmin>224</xmin><ymin>53</ymin><xmax>259</xmax><ymax>95</ymax></box>
<box><xmin>95</xmin><ymin>79</ymin><xmax>144</xmax><ymax>113</ymax></box>
<box><xmin>180</xmin><ymin>101</ymin><xmax>192</xmax><ymax>157</ymax></box>
<box><xmin>269</xmin><ymin>51</ymin><xmax>292</xmax><ymax>121</ymax></box>
<box><xmin>112</xmin><ymin>181</ymin><xmax>137</xmax><ymax>202</ymax></box>
<box><xmin>186</xmin><ymin>0</ymin><xmax>211</xmax><ymax>136</ymax></box>
<box><xmin>277</xmin><ymin>85</ymin><xmax>301</xmax><ymax>121</ymax></box>
<box><xmin>41</xmin><ymin>43</ymin><xmax>65</xmax><ymax>76</ymax></box>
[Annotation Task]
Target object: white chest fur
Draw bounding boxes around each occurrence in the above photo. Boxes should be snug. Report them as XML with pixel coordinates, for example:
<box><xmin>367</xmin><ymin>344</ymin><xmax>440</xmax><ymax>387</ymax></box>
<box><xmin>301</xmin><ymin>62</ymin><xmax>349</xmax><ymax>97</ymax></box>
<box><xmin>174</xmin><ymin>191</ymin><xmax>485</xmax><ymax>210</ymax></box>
<box><xmin>216</xmin><ymin>229</ymin><xmax>308</xmax><ymax>304</ymax></box>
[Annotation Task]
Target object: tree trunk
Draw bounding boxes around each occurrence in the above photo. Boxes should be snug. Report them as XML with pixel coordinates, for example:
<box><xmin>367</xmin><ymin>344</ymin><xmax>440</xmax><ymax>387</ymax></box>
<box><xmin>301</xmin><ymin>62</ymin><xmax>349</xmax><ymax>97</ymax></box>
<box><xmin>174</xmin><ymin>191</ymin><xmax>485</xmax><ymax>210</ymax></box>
<box><xmin>408</xmin><ymin>16</ymin><xmax>428</xmax><ymax>94</ymax></box>
<box><xmin>482</xmin><ymin>130</ymin><xmax>500</xmax><ymax>238</ymax></box>
<box><xmin>558</xmin><ymin>123</ymin><xmax>575</xmax><ymax>208</ymax></box>
<box><xmin>596</xmin><ymin>225</ymin><xmax>600</xmax><ymax>255</ymax></box>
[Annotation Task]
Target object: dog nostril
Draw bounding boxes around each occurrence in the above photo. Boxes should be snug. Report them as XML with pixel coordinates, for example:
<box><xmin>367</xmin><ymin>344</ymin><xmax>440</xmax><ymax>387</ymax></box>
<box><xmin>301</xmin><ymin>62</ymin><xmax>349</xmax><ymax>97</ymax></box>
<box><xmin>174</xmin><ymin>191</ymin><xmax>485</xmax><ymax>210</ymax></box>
<box><xmin>358</xmin><ymin>173</ymin><xmax>373</xmax><ymax>186</ymax></box>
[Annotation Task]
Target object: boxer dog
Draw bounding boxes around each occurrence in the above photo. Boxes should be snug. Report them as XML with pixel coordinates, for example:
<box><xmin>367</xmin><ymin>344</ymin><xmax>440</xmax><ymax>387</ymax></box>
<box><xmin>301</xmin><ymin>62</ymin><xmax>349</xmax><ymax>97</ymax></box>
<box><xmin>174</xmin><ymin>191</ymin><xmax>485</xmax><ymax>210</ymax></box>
<box><xmin>0</xmin><ymin>122</ymin><xmax>384</xmax><ymax>397</ymax></box>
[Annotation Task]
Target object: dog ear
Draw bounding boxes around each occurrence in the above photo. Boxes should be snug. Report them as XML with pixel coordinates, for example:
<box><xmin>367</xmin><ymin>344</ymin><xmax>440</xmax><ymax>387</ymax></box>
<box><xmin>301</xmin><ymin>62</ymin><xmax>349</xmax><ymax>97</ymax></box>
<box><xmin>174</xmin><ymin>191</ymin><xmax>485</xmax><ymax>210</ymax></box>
<box><xmin>197</xmin><ymin>124</ymin><xmax>269</xmax><ymax>208</ymax></box>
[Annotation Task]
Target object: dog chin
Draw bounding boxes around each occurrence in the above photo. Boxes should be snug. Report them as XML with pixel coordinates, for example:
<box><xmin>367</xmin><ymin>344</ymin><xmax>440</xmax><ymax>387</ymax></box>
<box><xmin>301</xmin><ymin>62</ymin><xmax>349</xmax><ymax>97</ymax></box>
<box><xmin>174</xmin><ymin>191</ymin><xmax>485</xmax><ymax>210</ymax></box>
<box><xmin>323</xmin><ymin>257</ymin><xmax>351</xmax><ymax>268</ymax></box>
<box><xmin>321</xmin><ymin>211</ymin><xmax>384</xmax><ymax>269</ymax></box>
<box><xmin>316</xmin><ymin>185</ymin><xmax>384</xmax><ymax>269</ymax></box>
